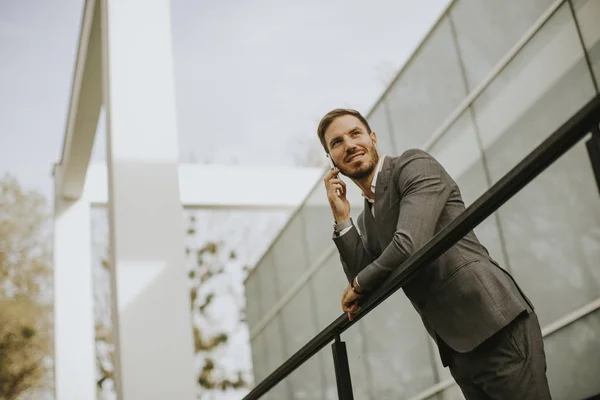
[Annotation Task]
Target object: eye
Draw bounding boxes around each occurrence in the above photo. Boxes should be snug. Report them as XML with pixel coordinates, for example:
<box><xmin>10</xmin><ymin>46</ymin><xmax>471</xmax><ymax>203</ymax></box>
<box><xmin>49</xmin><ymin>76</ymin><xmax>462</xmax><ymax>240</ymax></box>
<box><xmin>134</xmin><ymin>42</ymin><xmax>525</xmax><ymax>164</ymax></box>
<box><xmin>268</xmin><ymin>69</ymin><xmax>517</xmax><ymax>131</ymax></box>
<box><xmin>351</xmin><ymin>131</ymin><xmax>361</xmax><ymax>136</ymax></box>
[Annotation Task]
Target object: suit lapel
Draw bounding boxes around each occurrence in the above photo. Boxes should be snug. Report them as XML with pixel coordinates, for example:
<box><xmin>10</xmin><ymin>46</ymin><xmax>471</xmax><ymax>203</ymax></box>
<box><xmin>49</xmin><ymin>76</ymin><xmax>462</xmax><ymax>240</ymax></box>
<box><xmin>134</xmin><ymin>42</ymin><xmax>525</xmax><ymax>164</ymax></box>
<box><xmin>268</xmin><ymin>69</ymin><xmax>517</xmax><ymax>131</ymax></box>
<box><xmin>374</xmin><ymin>157</ymin><xmax>393</xmax><ymax>227</ymax></box>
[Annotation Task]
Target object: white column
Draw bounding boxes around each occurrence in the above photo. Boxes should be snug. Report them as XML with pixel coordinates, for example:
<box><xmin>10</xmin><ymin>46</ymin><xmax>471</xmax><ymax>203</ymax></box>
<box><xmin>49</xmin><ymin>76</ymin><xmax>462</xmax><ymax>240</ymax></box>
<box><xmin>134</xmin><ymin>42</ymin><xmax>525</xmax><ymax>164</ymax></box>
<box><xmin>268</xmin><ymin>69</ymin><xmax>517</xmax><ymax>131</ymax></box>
<box><xmin>53</xmin><ymin>187</ymin><xmax>96</xmax><ymax>400</ymax></box>
<box><xmin>100</xmin><ymin>0</ymin><xmax>197</xmax><ymax>399</ymax></box>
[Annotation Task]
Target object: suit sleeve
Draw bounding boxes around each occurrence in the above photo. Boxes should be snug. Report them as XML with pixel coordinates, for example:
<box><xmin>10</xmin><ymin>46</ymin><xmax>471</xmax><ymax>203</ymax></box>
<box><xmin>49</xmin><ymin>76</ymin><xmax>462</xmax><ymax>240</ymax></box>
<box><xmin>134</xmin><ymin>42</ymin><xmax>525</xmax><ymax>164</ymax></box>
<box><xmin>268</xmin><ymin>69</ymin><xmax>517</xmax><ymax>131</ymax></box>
<box><xmin>356</xmin><ymin>155</ymin><xmax>452</xmax><ymax>292</ymax></box>
<box><xmin>332</xmin><ymin>216</ymin><xmax>377</xmax><ymax>283</ymax></box>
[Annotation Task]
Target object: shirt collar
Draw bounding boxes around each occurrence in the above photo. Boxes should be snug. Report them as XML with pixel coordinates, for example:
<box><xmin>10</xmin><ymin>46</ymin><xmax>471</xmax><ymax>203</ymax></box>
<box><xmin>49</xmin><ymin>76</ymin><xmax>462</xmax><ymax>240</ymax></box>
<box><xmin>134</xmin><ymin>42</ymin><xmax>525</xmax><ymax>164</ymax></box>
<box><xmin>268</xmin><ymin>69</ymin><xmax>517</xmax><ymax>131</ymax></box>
<box><xmin>362</xmin><ymin>155</ymin><xmax>385</xmax><ymax>203</ymax></box>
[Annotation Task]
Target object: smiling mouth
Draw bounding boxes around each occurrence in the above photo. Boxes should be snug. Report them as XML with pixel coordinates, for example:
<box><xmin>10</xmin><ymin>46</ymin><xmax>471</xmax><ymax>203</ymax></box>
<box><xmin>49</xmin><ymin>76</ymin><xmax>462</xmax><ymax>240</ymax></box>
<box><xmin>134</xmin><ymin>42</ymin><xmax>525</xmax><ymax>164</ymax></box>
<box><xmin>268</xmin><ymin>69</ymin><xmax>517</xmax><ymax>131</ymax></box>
<box><xmin>346</xmin><ymin>152</ymin><xmax>365</xmax><ymax>163</ymax></box>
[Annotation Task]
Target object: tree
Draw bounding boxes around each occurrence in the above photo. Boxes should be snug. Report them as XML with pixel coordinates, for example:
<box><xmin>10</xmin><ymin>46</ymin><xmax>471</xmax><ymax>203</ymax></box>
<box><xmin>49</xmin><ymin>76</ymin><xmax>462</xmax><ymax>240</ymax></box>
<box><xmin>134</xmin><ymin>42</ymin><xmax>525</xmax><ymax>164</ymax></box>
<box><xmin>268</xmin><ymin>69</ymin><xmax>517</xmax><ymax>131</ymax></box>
<box><xmin>0</xmin><ymin>174</ymin><xmax>52</xmax><ymax>400</ymax></box>
<box><xmin>94</xmin><ymin>211</ymin><xmax>252</xmax><ymax>399</ymax></box>
<box><xmin>186</xmin><ymin>235</ymin><xmax>251</xmax><ymax>396</ymax></box>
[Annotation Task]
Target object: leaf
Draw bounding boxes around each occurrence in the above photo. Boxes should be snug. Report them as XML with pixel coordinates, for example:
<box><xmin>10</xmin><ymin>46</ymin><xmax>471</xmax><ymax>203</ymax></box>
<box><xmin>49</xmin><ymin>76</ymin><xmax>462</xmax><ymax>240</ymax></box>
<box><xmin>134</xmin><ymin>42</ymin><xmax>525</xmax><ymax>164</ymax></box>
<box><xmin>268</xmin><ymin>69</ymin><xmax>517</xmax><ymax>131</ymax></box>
<box><xmin>198</xmin><ymin>293</ymin><xmax>214</xmax><ymax>314</ymax></box>
<box><xmin>190</xmin><ymin>289</ymin><xmax>198</xmax><ymax>307</ymax></box>
<box><xmin>20</xmin><ymin>326</ymin><xmax>35</xmax><ymax>339</ymax></box>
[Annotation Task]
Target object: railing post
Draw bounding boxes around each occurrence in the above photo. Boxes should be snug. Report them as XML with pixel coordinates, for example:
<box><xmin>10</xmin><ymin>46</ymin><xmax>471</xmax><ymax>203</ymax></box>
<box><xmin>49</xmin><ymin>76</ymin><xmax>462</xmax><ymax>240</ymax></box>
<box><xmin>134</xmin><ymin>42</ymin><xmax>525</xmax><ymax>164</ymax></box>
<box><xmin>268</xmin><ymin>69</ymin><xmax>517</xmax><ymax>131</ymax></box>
<box><xmin>586</xmin><ymin>124</ymin><xmax>600</xmax><ymax>196</ymax></box>
<box><xmin>331</xmin><ymin>334</ymin><xmax>354</xmax><ymax>400</ymax></box>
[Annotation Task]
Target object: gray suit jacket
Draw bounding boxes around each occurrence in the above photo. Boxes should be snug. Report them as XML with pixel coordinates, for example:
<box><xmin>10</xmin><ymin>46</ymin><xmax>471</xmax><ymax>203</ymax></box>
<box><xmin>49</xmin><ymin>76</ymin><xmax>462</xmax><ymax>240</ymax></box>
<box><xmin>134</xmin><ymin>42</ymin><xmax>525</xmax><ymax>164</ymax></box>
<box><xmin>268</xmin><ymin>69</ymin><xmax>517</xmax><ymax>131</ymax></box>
<box><xmin>333</xmin><ymin>149</ymin><xmax>533</xmax><ymax>358</ymax></box>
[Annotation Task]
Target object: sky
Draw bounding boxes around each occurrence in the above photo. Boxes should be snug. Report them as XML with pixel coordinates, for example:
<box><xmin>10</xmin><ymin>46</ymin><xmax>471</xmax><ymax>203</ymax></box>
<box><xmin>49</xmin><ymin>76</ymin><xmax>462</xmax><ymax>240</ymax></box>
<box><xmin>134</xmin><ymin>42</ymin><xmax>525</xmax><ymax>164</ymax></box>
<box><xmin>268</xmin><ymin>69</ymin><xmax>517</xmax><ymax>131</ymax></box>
<box><xmin>0</xmin><ymin>0</ymin><xmax>449</xmax><ymax>201</ymax></box>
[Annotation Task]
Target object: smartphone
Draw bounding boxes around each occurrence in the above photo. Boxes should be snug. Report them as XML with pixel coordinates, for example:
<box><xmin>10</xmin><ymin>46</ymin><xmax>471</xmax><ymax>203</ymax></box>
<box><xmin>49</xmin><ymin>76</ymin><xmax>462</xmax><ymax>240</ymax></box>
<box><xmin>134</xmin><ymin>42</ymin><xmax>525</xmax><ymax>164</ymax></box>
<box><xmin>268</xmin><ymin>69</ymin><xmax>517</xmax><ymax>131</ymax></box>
<box><xmin>326</xmin><ymin>154</ymin><xmax>341</xmax><ymax>196</ymax></box>
<box><xmin>326</xmin><ymin>153</ymin><xmax>337</xmax><ymax>170</ymax></box>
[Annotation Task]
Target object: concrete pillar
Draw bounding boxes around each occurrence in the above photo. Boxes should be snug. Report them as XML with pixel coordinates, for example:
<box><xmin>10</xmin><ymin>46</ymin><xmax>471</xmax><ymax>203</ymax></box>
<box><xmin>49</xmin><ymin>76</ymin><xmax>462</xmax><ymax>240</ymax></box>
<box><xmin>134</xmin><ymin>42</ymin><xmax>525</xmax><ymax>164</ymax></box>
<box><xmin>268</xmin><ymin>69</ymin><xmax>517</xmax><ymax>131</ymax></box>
<box><xmin>53</xmin><ymin>184</ymin><xmax>96</xmax><ymax>400</ymax></box>
<box><xmin>100</xmin><ymin>0</ymin><xmax>197</xmax><ymax>398</ymax></box>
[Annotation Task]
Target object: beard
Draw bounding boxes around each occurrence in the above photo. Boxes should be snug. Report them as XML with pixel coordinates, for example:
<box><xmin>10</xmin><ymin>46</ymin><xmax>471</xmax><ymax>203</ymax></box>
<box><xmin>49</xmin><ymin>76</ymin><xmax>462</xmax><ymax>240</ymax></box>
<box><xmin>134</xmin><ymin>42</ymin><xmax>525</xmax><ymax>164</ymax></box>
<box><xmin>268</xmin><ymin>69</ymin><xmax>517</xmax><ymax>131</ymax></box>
<box><xmin>340</xmin><ymin>145</ymin><xmax>379</xmax><ymax>180</ymax></box>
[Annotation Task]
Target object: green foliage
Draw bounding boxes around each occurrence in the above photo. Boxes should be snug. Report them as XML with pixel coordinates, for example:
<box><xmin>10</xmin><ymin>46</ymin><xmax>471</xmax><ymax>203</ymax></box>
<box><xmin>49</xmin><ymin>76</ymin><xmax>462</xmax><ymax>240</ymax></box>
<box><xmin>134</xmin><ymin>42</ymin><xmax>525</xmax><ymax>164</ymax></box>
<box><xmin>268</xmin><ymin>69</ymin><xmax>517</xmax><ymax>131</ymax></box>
<box><xmin>192</xmin><ymin>327</ymin><xmax>228</xmax><ymax>353</ymax></box>
<box><xmin>197</xmin><ymin>359</ymin><xmax>246</xmax><ymax>391</ymax></box>
<box><xmin>185</xmin><ymin>214</ymin><xmax>250</xmax><ymax>395</ymax></box>
<box><xmin>95</xmin><ymin>212</ymin><xmax>250</xmax><ymax>397</ymax></box>
<box><xmin>0</xmin><ymin>174</ymin><xmax>52</xmax><ymax>399</ymax></box>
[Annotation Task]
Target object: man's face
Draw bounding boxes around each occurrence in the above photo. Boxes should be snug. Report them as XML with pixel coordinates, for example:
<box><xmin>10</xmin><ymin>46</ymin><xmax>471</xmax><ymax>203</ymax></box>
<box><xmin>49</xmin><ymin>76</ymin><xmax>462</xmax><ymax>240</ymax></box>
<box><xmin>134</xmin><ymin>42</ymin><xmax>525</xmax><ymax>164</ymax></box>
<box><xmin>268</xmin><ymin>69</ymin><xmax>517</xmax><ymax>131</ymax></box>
<box><xmin>324</xmin><ymin>115</ymin><xmax>379</xmax><ymax>180</ymax></box>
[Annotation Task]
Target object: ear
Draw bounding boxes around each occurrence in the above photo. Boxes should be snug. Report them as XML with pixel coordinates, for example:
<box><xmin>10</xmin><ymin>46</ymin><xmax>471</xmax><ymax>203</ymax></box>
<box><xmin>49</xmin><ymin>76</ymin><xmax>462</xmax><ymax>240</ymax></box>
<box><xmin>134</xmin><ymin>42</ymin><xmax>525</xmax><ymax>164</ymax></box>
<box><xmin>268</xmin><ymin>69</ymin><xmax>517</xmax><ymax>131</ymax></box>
<box><xmin>369</xmin><ymin>131</ymin><xmax>378</xmax><ymax>147</ymax></box>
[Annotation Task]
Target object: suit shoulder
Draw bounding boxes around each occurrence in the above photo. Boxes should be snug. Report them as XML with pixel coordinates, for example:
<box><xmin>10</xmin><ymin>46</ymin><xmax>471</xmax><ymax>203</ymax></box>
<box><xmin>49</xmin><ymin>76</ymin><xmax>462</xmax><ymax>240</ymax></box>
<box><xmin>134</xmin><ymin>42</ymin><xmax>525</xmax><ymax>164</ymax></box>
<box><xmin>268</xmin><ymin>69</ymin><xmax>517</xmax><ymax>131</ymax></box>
<box><xmin>389</xmin><ymin>149</ymin><xmax>452</xmax><ymax>189</ymax></box>
<box><xmin>398</xmin><ymin>148</ymin><xmax>436</xmax><ymax>162</ymax></box>
<box><xmin>388</xmin><ymin>149</ymin><xmax>440</xmax><ymax>174</ymax></box>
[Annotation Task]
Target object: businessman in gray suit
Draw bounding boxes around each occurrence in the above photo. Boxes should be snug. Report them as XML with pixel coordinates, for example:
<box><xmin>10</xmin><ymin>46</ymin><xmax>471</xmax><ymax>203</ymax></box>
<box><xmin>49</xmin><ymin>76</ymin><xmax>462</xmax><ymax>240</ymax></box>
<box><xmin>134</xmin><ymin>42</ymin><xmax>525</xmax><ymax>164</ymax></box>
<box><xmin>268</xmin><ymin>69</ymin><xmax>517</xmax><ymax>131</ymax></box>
<box><xmin>318</xmin><ymin>108</ymin><xmax>551</xmax><ymax>399</ymax></box>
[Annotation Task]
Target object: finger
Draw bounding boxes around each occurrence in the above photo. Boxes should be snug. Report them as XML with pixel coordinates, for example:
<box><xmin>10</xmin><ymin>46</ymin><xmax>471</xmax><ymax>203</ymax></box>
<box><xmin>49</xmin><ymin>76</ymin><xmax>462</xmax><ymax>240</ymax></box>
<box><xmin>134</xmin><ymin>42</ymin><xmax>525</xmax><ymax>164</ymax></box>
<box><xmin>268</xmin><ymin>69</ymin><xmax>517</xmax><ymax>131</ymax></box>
<box><xmin>341</xmin><ymin>294</ymin><xmax>349</xmax><ymax>310</ymax></box>
<box><xmin>323</xmin><ymin>168</ymin><xmax>341</xmax><ymax>181</ymax></box>
<box><xmin>342</xmin><ymin>300</ymin><xmax>357</xmax><ymax>312</ymax></box>
<box><xmin>342</xmin><ymin>300</ymin><xmax>353</xmax><ymax>312</ymax></box>
<box><xmin>329</xmin><ymin>178</ymin><xmax>346</xmax><ymax>188</ymax></box>
<box><xmin>344</xmin><ymin>292</ymin><xmax>356</xmax><ymax>304</ymax></box>
<box><xmin>330</xmin><ymin>179</ymin><xmax>347</xmax><ymax>196</ymax></box>
<box><xmin>331</xmin><ymin>183</ymin><xmax>344</xmax><ymax>194</ymax></box>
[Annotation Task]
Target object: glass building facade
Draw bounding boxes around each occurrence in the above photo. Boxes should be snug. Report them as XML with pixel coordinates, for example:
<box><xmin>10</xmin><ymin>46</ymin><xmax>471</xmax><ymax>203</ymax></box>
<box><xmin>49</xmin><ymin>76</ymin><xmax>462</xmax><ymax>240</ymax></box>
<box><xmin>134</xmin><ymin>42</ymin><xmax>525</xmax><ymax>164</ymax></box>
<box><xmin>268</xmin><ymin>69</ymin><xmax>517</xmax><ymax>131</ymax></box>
<box><xmin>244</xmin><ymin>1</ymin><xmax>600</xmax><ymax>398</ymax></box>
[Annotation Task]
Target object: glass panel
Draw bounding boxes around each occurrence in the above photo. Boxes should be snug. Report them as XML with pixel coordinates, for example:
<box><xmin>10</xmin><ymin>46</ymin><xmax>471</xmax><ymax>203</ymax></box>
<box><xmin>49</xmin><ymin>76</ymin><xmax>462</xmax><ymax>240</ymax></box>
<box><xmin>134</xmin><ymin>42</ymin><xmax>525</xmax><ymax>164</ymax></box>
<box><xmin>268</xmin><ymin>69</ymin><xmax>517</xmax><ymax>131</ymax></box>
<box><xmin>368</xmin><ymin>100</ymin><xmax>396</xmax><ymax>157</ymax></box>
<box><xmin>286</xmin><ymin>352</ymin><xmax>325</xmax><ymax>400</ymax></box>
<box><xmin>361</xmin><ymin>292</ymin><xmax>436</xmax><ymax>398</ymax></box>
<box><xmin>474</xmin><ymin>4</ymin><xmax>600</xmax><ymax>326</ymax></box>
<box><xmin>311</xmin><ymin>253</ymin><xmax>356</xmax><ymax>328</ymax></box>
<box><xmin>280</xmin><ymin>283</ymin><xmax>318</xmax><ymax>354</ymax></box>
<box><xmin>429</xmin><ymin>108</ymin><xmax>509</xmax><ymax>273</ymax></box>
<box><xmin>473</xmin><ymin>3</ymin><xmax>596</xmax><ymax>168</ymax></box>
<box><xmin>545</xmin><ymin>309</ymin><xmax>600</xmax><ymax>399</ymax></box>
<box><xmin>262</xmin><ymin>316</ymin><xmax>291</xmax><ymax>399</ymax></box>
<box><xmin>244</xmin><ymin>271</ymin><xmax>262</xmax><ymax>333</ymax></box>
<box><xmin>271</xmin><ymin>212</ymin><xmax>310</xmax><ymax>299</ymax></box>
<box><xmin>249</xmin><ymin>333</ymin><xmax>267</xmax><ymax>384</ymax></box>
<box><xmin>256</xmin><ymin>253</ymin><xmax>279</xmax><ymax>319</ymax></box>
<box><xmin>386</xmin><ymin>17</ymin><xmax>468</xmax><ymax>151</ymax></box>
<box><xmin>571</xmin><ymin>0</ymin><xmax>600</xmax><ymax>86</ymax></box>
<box><xmin>301</xmin><ymin>182</ymin><xmax>338</xmax><ymax>268</ymax></box>
<box><xmin>428</xmin><ymin>109</ymin><xmax>483</xmax><ymax>189</ymax></box>
<box><xmin>320</xmin><ymin>325</ymin><xmax>373</xmax><ymax>400</ymax></box>
<box><xmin>456</xmin><ymin>159</ymin><xmax>510</xmax><ymax>271</ymax></box>
<box><xmin>280</xmin><ymin>282</ymin><xmax>324</xmax><ymax>398</ymax></box>
<box><xmin>312</xmin><ymin>254</ymin><xmax>373</xmax><ymax>399</ymax></box>
<box><xmin>450</xmin><ymin>0</ymin><xmax>555</xmax><ymax>90</ymax></box>
<box><xmin>495</xmin><ymin>141</ymin><xmax>600</xmax><ymax>324</ymax></box>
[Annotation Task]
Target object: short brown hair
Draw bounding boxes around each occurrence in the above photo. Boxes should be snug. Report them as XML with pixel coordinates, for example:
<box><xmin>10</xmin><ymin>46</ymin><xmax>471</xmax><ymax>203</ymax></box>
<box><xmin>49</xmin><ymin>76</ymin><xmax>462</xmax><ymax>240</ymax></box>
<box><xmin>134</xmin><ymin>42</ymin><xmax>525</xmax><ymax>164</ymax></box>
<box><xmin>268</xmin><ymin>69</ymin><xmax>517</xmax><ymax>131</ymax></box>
<box><xmin>317</xmin><ymin>108</ymin><xmax>371</xmax><ymax>153</ymax></box>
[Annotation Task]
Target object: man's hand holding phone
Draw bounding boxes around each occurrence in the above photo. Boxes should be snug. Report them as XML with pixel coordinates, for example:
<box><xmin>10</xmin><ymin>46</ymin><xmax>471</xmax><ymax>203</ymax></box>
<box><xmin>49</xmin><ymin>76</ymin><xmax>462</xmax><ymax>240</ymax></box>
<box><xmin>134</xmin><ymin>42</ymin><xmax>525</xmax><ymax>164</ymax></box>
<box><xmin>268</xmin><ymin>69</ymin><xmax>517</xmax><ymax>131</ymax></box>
<box><xmin>324</xmin><ymin>165</ymin><xmax>350</xmax><ymax>224</ymax></box>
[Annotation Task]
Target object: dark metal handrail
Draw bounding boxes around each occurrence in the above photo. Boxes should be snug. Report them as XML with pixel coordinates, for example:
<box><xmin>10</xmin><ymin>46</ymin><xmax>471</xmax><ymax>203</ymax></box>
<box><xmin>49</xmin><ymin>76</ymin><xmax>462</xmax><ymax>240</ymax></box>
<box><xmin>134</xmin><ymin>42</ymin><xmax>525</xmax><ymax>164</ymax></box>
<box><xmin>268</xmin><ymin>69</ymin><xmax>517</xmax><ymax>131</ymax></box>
<box><xmin>244</xmin><ymin>94</ymin><xmax>600</xmax><ymax>400</ymax></box>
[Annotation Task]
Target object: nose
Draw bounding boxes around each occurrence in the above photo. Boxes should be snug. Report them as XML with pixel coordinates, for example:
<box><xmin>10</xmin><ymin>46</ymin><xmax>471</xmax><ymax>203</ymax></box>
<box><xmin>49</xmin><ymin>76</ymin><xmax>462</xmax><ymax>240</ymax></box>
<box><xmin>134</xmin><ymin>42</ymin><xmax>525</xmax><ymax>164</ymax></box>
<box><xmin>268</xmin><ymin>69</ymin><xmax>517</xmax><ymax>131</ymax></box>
<box><xmin>344</xmin><ymin>141</ymin><xmax>359</xmax><ymax>155</ymax></box>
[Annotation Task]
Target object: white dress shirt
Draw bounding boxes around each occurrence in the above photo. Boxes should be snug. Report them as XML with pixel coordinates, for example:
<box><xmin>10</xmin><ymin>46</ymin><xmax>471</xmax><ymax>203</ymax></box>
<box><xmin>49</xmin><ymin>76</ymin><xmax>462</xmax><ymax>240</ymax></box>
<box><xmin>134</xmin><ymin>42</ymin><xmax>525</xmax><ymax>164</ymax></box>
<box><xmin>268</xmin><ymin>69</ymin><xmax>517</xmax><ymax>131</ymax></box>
<box><xmin>336</xmin><ymin>155</ymin><xmax>385</xmax><ymax>236</ymax></box>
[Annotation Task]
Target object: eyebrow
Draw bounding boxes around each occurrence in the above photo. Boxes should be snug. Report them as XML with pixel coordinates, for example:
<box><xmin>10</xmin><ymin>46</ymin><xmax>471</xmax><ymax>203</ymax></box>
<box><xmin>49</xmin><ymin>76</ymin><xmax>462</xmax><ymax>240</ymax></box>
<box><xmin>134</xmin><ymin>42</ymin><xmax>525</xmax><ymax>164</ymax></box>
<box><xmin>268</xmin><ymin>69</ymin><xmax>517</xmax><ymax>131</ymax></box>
<box><xmin>329</xmin><ymin>127</ymin><xmax>362</xmax><ymax>147</ymax></box>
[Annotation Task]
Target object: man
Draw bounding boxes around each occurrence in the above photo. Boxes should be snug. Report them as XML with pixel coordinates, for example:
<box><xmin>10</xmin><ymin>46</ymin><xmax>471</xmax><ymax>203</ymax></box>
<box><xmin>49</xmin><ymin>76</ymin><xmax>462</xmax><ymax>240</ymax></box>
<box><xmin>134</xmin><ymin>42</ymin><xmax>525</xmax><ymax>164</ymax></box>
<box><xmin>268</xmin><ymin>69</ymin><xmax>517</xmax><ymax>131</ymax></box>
<box><xmin>318</xmin><ymin>108</ymin><xmax>551</xmax><ymax>399</ymax></box>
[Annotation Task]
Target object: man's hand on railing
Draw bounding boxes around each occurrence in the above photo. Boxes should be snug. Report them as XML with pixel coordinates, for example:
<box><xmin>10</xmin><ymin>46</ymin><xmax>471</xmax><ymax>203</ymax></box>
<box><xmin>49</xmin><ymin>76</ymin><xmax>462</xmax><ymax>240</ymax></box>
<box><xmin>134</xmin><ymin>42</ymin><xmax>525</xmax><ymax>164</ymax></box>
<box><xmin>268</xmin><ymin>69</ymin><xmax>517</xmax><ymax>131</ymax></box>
<box><xmin>341</xmin><ymin>278</ymin><xmax>363</xmax><ymax>321</ymax></box>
